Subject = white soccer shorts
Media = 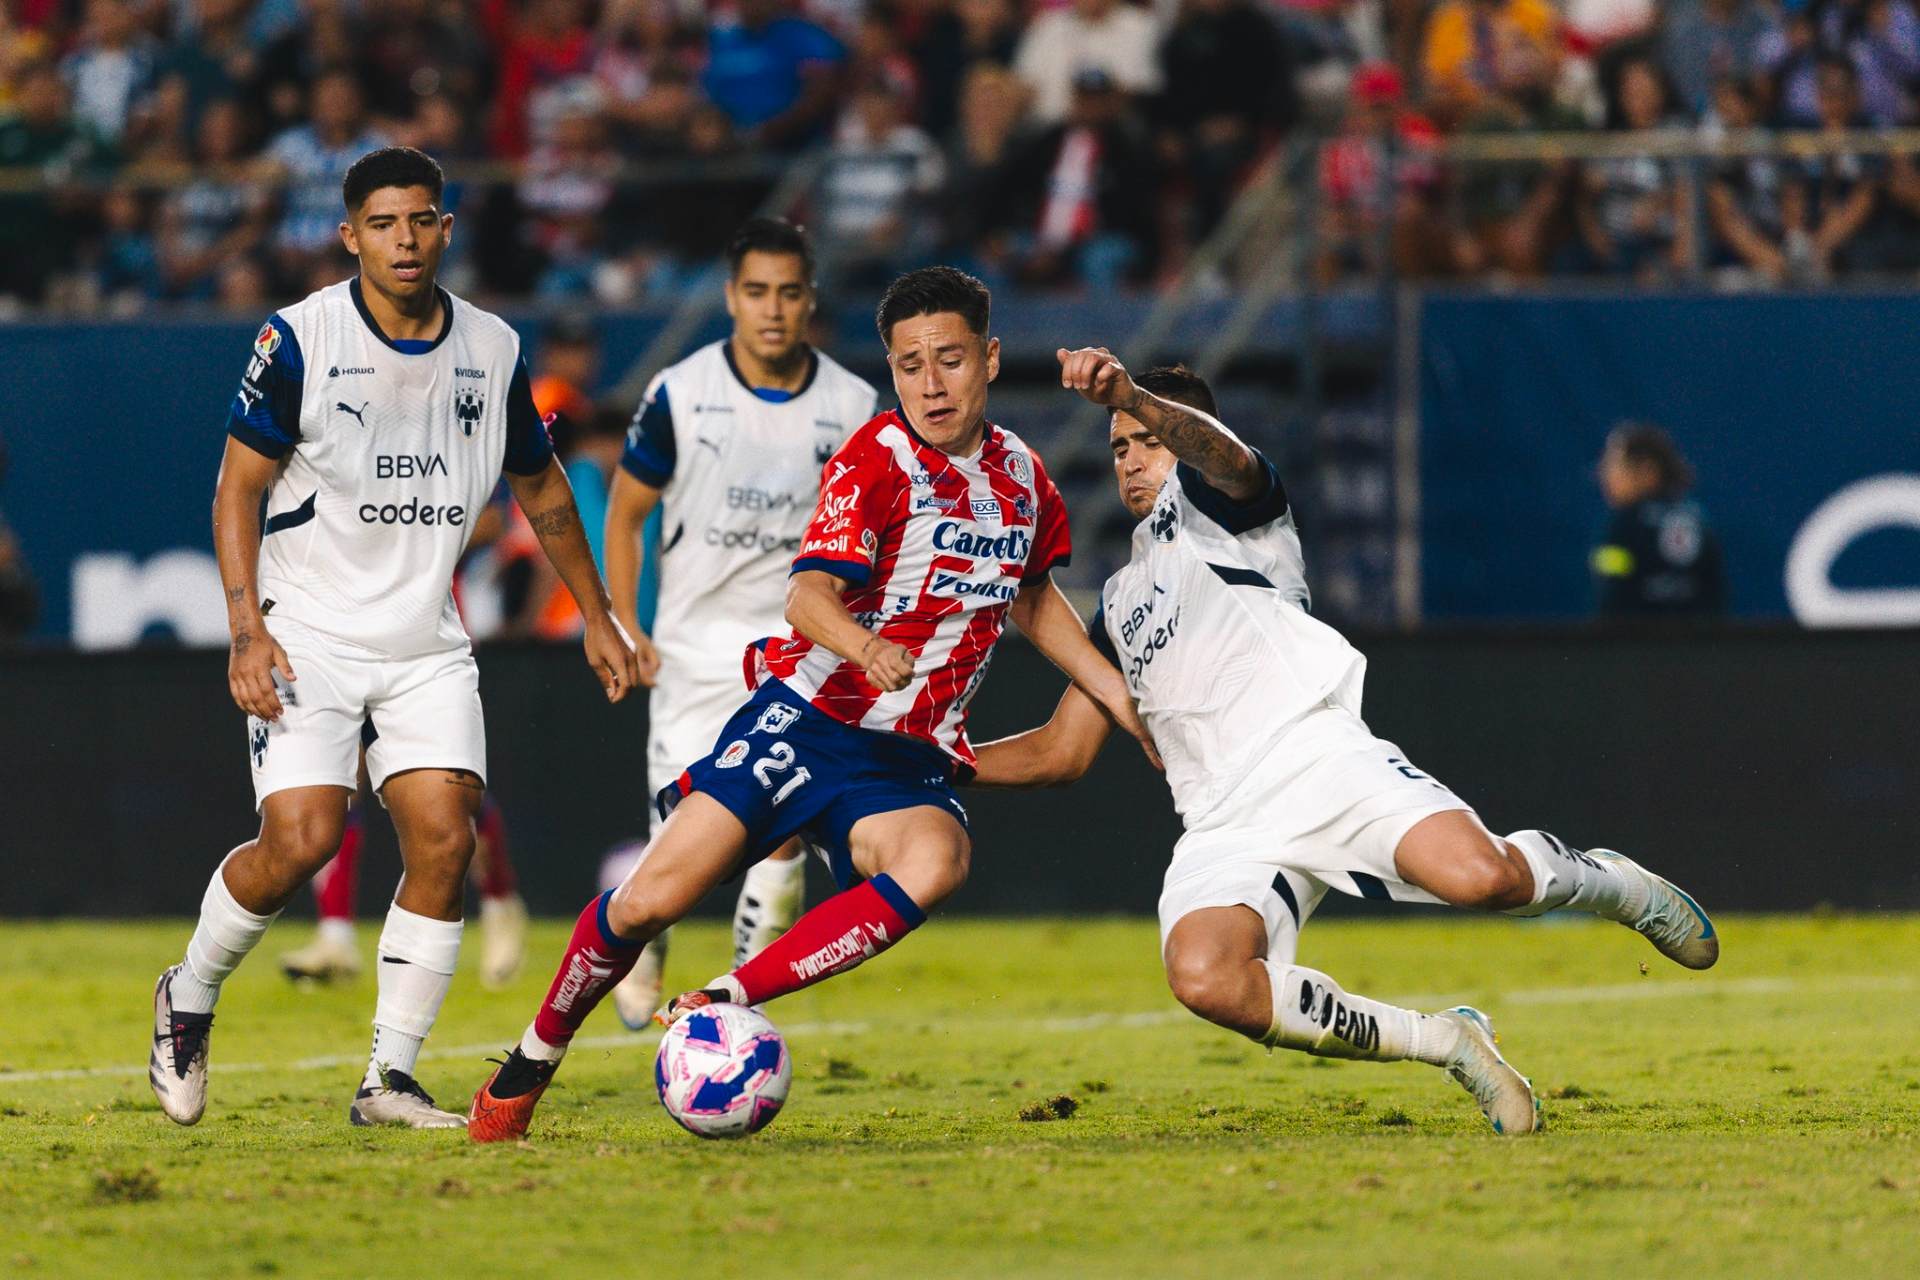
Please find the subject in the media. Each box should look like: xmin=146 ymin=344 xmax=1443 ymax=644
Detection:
xmin=1156 ymin=701 xmax=1472 ymax=963
xmin=246 ymin=615 xmax=486 ymax=809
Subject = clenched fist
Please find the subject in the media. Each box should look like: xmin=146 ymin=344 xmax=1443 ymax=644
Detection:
xmin=1056 ymin=346 xmax=1140 ymax=411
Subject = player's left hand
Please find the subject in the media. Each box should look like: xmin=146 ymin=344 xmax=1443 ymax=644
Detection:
xmin=1056 ymin=347 xmax=1139 ymax=411
xmin=585 ymin=612 xmax=641 ymax=703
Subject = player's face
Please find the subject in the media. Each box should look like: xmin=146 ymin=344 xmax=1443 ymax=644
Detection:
xmin=725 ymin=250 xmax=814 ymax=367
xmin=887 ymin=313 xmax=999 ymax=452
xmin=341 ymin=185 xmax=451 ymax=303
xmin=1110 ymin=412 xmax=1174 ymax=518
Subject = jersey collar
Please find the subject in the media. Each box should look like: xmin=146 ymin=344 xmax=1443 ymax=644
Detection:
xmin=723 ymin=338 xmax=818 ymax=401
xmin=350 ymin=277 xmax=454 ymax=354
xmin=895 ymin=407 xmax=996 ymax=465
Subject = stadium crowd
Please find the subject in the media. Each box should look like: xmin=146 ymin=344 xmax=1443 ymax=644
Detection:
xmin=2 ymin=0 xmax=1919 ymax=312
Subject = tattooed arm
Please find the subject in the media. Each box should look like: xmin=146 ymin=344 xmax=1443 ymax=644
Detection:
xmin=213 ymin=436 xmax=298 ymax=720
xmin=1055 ymin=346 xmax=1266 ymax=501
xmin=505 ymin=458 xmax=641 ymax=702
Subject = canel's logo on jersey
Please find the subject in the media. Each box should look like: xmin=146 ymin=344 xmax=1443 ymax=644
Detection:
xmin=931 ymin=521 xmax=1030 ymax=562
xmin=454 ymin=388 xmax=485 ymax=436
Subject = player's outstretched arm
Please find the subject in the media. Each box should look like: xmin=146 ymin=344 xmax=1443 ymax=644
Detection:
xmin=972 ymin=683 xmax=1114 ymax=787
xmin=1056 ymin=346 xmax=1266 ymax=500
xmin=1010 ymin=577 xmax=1160 ymax=770
xmin=213 ymin=437 xmax=297 ymax=721
xmin=786 ymin=569 xmax=916 ymax=692
xmin=506 ymin=458 xmax=641 ymax=703
xmin=603 ymin=468 xmax=662 ymax=686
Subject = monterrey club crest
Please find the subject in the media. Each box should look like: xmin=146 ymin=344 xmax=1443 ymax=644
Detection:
xmin=454 ymin=387 xmax=485 ymax=436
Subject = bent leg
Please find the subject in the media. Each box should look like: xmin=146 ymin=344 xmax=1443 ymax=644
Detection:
xmin=721 ymin=806 xmax=967 ymax=1006
xmin=1161 ymin=906 xmax=1275 ymax=1040
xmin=171 ymin=785 xmax=352 ymax=1014
xmin=1392 ymin=810 xmax=1535 ymax=912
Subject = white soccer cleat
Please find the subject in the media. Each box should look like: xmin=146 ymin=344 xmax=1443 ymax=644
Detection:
xmin=350 ymin=1070 xmax=467 ymax=1128
xmin=1436 ymin=1006 xmax=1540 ymax=1136
xmin=149 ymin=966 xmax=212 ymax=1126
xmin=733 ymin=865 xmax=807 ymax=969
xmin=280 ymin=933 xmax=363 ymax=983
xmin=478 ymin=893 xmax=529 ymax=990
xmin=612 ymin=935 xmax=668 ymax=1031
xmin=1592 ymin=849 xmax=1719 ymax=970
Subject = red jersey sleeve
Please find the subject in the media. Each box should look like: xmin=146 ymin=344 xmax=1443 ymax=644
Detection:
xmin=1024 ymin=448 xmax=1072 ymax=581
xmin=792 ymin=430 xmax=902 ymax=588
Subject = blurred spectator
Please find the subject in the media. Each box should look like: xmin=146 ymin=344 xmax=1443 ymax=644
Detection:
xmin=155 ymin=97 xmax=270 ymax=299
xmin=62 ymin=0 xmax=160 ymax=146
xmin=1705 ymin=77 xmax=1796 ymax=283
xmin=1013 ymin=0 xmax=1163 ymax=127
xmin=517 ymin=84 xmax=618 ymax=298
xmin=1317 ymin=63 xmax=1451 ymax=281
xmin=1661 ymin=0 xmax=1778 ymax=119
xmin=593 ymin=0 xmax=703 ymax=152
xmin=1156 ymin=0 xmax=1284 ymax=244
xmin=1765 ymin=0 xmax=1920 ymax=127
xmin=1564 ymin=0 xmax=1656 ymax=50
xmin=94 ymin=185 xmax=161 ymax=306
xmin=359 ymin=0 xmax=493 ymax=125
xmin=0 ymin=60 xmax=118 ymax=305
xmin=262 ymin=67 xmax=388 ymax=285
xmin=1592 ymin=422 xmax=1725 ymax=620
xmin=251 ymin=0 xmax=368 ymax=140
xmin=1276 ymin=0 xmax=1387 ymax=125
xmin=1449 ymin=31 xmax=1583 ymax=277
xmin=154 ymin=0 xmax=261 ymax=135
xmin=1786 ymin=55 xmax=1888 ymax=277
xmin=491 ymin=0 xmax=596 ymax=158
xmin=912 ymin=0 xmax=1020 ymax=141
xmin=983 ymin=67 xmax=1157 ymax=290
xmin=821 ymin=69 xmax=946 ymax=282
xmin=1421 ymin=0 xmax=1561 ymax=123
xmin=1572 ymin=57 xmax=1696 ymax=281
xmin=700 ymin=0 xmax=848 ymax=150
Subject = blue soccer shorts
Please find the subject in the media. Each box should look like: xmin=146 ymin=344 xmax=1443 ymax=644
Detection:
xmin=655 ymin=678 xmax=970 ymax=890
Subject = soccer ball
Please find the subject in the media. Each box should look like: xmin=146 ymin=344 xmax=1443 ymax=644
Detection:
xmin=654 ymin=1002 xmax=792 ymax=1139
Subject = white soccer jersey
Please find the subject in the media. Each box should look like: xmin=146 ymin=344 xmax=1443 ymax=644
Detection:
xmin=620 ymin=340 xmax=877 ymax=694
xmin=1095 ymin=455 xmax=1366 ymax=823
xmin=228 ymin=278 xmax=553 ymax=658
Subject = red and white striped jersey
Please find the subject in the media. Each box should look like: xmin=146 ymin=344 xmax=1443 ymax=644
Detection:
xmin=750 ymin=409 xmax=1071 ymax=771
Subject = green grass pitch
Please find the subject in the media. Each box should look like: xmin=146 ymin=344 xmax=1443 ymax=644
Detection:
xmin=4 ymin=914 xmax=1918 ymax=1278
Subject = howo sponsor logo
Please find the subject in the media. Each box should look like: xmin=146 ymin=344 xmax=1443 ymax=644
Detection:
xmin=359 ymin=496 xmax=467 ymax=527
xmin=931 ymin=521 xmax=1030 ymax=561
xmin=375 ymin=453 xmax=447 ymax=478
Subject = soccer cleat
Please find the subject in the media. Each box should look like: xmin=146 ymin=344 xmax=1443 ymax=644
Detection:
xmin=652 ymin=983 xmax=742 ymax=1028
xmin=149 ymin=966 xmax=212 ymax=1126
xmin=349 ymin=1069 xmax=467 ymax=1128
xmin=280 ymin=933 xmax=363 ymax=983
xmin=611 ymin=935 xmax=667 ymax=1031
xmin=1592 ymin=849 xmax=1719 ymax=970
xmin=468 ymin=1051 xmax=560 ymax=1143
xmin=478 ymin=893 xmax=529 ymax=990
xmin=1436 ymin=1006 xmax=1540 ymax=1136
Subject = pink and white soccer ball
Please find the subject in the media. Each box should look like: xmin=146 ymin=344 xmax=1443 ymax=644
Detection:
xmin=654 ymin=1002 xmax=793 ymax=1139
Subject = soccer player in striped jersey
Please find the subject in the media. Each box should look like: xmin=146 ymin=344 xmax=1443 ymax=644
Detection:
xmin=970 ymin=353 xmax=1719 ymax=1135
xmin=468 ymin=267 xmax=1157 ymax=1141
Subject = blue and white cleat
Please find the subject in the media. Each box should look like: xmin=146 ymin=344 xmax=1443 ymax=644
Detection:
xmin=1591 ymin=849 xmax=1719 ymax=970
xmin=1436 ymin=1006 xmax=1540 ymax=1136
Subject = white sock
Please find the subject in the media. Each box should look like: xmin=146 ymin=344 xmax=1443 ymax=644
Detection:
xmin=1504 ymin=829 xmax=1639 ymax=920
xmin=318 ymin=918 xmax=357 ymax=949
xmin=172 ymin=853 xmax=278 ymax=1014
xmin=1260 ymin=960 xmax=1461 ymax=1066
xmin=734 ymin=854 xmax=807 ymax=966
xmin=517 ymin=1023 xmax=567 ymax=1064
xmin=362 ymin=904 xmax=461 ymax=1090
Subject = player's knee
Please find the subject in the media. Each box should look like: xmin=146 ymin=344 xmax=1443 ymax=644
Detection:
xmin=1163 ymin=947 xmax=1242 ymax=1027
xmin=400 ymin=816 xmax=476 ymax=884
xmin=1451 ymin=843 xmax=1528 ymax=911
xmin=605 ymin=882 xmax=672 ymax=941
xmin=260 ymin=807 xmax=347 ymax=875
xmin=894 ymin=840 xmax=970 ymax=908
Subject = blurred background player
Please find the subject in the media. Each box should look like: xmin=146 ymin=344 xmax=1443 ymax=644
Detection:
xmin=148 ymin=146 xmax=637 ymax=1131
xmin=1593 ymin=421 xmax=1726 ymax=620
xmin=972 ymin=354 xmax=1719 ymax=1135
xmin=597 ymin=217 xmax=878 ymax=1027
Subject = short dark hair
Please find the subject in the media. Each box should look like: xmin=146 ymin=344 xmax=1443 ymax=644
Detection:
xmin=1133 ymin=364 xmax=1216 ymax=417
xmin=726 ymin=217 xmax=815 ymax=281
xmin=875 ymin=266 xmax=991 ymax=344
xmin=342 ymin=146 xmax=444 ymax=212
xmin=1609 ymin=421 xmax=1694 ymax=496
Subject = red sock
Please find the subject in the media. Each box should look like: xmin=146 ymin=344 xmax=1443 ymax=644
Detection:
xmin=312 ymin=811 xmax=363 ymax=921
xmin=471 ymin=797 xmax=518 ymax=899
xmin=531 ymin=892 xmax=644 ymax=1048
xmin=732 ymin=874 xmax=926 ymax=1005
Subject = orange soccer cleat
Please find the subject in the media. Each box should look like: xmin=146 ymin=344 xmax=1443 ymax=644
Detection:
xmin=467 ymin=1050 xmax=559 ymax=1143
